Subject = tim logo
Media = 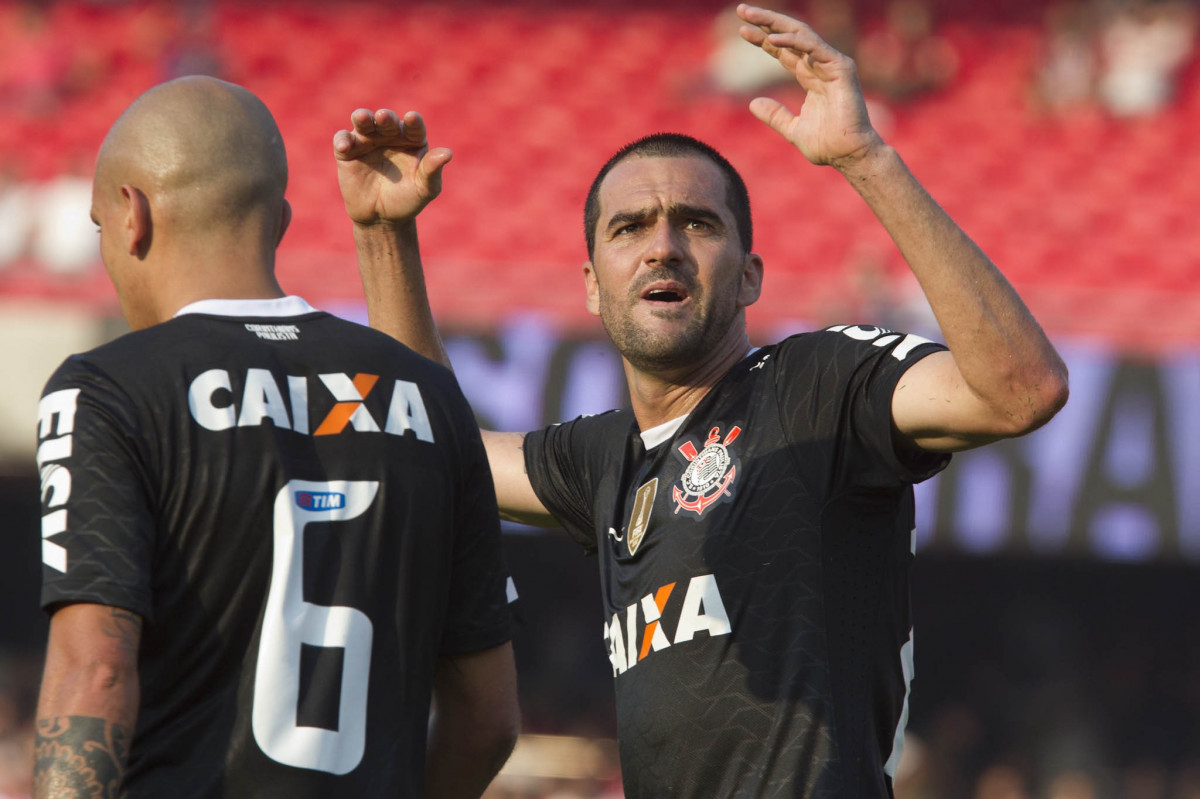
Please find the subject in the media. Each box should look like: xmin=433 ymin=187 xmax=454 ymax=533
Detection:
xmin=295 ymin=491 xmax=346 ymax=511
xmin=672 ymin=425 xmax=741 ymax=517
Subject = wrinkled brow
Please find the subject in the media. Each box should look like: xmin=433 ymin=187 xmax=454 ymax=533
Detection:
xmin=605 ymin=203 xmax=725 ymax=233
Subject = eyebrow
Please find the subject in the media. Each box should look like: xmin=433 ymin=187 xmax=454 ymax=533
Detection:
xmin=670 ymin=204 xmax=724 ymax=227
xmin=604 ymin=203 xmax=725 ymax=233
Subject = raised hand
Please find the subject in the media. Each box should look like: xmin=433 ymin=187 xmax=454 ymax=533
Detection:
xmin=333 ymin=109 xmax=452 ymax=225
xmin=737 ymin=4 xmax=883 ymax=169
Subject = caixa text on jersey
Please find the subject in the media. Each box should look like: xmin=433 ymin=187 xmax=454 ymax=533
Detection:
xmin=604 ymin=573 xmax=731 ymax=676
xmin=187 ymin=368 xmax=434 ymax=441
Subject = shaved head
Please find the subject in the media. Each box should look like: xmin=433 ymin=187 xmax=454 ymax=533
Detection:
xmin=91 ymin=76 xmax=291 ymax=329
xmin=96 ymin=76 xmax=287 ymax=234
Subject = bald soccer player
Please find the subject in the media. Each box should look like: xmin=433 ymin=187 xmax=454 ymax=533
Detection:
xmin=32 ymin=77 xmax=518 ymax=799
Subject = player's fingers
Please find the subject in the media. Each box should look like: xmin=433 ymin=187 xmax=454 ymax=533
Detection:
xmin=332 ymin=129 xmax=356 ymax=160
xmin=748 ymin=97 xmax=796 ymax=138
xmin=739 ymin=23 xmax=768 ymax=46
xmin=332 ymin=127 xmax=385 ymax=161
xmin=739 ymin=24 xmax=783 ymax=62
xmin=741 ymin=26 xmax=806 ymax=77
xmin=399 ymin=110 xmax=429 ymax=143
xmin=421 ymin=147 xmax=453 ymax=176
xmin=738 ymin=4 xmax=840 ymax=64
xmin=372 ymin=109 xmax=402 ymax=135
xmin=737 ymin=4 xmax=805 ymax=34
xmin=418 ymin=147 xmax=453 ymax=193
xmin=766 ymin=29 xmax=839 ymax=64
xmin=741 ymin=24 xmax=789 ymax=63
xmin=351 ymin=108 xmax=377 ymax=135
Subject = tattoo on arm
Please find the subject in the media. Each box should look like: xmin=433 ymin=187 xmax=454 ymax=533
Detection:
xmin=98 ymin=608 xmax=142 ymax=656
xmin=34 ymin=715 xmax=131 ymax=799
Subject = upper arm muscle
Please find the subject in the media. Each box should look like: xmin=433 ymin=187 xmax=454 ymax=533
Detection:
xmin=891 ymin=351 xmax=1013 ymax=453
xmin=481 ymin=431 xmax=557 ymax=527
xmin=432 ymin=641 xmax=519 ymax=720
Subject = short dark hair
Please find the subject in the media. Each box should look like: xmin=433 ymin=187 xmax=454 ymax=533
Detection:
xmin=583 ymin=133 xmax=752 ymax=259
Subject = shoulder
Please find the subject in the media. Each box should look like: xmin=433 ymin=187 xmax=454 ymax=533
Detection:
xmin=310 ymin=314 xmax=460 ymax=383
xmin=51 ymin=318 xmax=219 ymax=385
xmin=774 ymin=324 xmax=944 ymax=366
xmin=527 ymin=409 xmax=634 ymax=457
xmin=556 ymin=408 xmax=635 ymax=439
xmin=570 ymin=408 xmax=635 ymax=430
xmin=42 ymin=318 xmax=232 ymax=404
xmin=42 ymin=340 xmax=139 ymax=401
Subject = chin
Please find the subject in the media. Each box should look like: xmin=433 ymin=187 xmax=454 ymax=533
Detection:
xmin=621 ymin=331 xmax=709 ymax=372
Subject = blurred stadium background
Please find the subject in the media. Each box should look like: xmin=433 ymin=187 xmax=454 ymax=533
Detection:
xmin=1 ymin=0 xmax=1199 ymax=796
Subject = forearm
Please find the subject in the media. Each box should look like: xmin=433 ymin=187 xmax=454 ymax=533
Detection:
xmin=424 ymin=646 xmax=519 ymax=799
xmin=354 ymin=219 xmax=451 ymax=368
xmin=840 ymin=145 xmax=1067 ymax=420
xmin=34 ymin=604 xmax=141 ymax=799
xmin=34 ymin=661 xmax=139 ymax=798
xmin=424 ymin=707 xmax=515 ymax=799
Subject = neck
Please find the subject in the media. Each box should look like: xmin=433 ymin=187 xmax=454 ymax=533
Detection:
xmin=625 ymin=328 xmax=752 ymax=430
xmin=146 ymin=234 xmax=286 ymax=324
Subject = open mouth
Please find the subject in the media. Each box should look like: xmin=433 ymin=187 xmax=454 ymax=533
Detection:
xmin=641 ymin=283 xmax=689 ymax=304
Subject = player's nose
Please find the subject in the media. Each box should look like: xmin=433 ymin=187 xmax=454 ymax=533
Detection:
xmin=643 ymin=219 xmax=685 ymax=266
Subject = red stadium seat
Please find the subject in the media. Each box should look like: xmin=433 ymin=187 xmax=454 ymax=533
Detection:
xmin=3 ymin=0 xmax=1198 ymax=352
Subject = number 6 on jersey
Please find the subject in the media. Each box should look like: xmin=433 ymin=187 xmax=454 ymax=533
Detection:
xmin=252 ymin=479 xmax=378 ymax=774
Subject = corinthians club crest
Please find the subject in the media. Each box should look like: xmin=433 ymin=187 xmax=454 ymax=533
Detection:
xmin=672 ymin=425 xmax=741 ymax=517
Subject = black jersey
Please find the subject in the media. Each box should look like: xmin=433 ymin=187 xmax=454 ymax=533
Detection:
xmin=524 ymin=325 xmax=949 ymax=799
xmin=36 ymin=297 xmax=512 ymax=798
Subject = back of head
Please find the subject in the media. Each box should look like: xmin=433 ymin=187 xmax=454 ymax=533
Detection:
xmin=95 ymin=76 xmax=288 ymax=240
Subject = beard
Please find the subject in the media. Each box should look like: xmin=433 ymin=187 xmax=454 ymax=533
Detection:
xmin=599 ymin=270 xmax=743 ymax=373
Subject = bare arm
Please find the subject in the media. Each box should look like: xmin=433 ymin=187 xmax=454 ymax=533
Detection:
xmin=34 ymin=603 xmax=142 ymax=799
xmin=483 ymin=431 xmax=559 ymax=527
xmin=425 ymin=642 xmax=520 ymax=799
xmin=335 ymin=109 xmax=555 ymax=520
xmin=837 ymin=145 xmax=1065 ymax=451
xmin=334 ymin=109 xmax=452 ymax=366
xmin=738 ymin=4 xmax=1068 ymax=452
xmin=353 ymin=218 xmax=449 ymax=367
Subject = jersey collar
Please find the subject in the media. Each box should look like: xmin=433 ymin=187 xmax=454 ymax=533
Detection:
xmin=638 ymin=347 xmax=758 ymax=450
xmin=173 ymin=296 xmax=317 ymax=318
xmin=640 ymin=415 xmax=687 ymax=450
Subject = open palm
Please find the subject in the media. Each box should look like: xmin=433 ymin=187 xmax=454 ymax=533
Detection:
xmin=737 ymin=4 xmax=882 ymax=168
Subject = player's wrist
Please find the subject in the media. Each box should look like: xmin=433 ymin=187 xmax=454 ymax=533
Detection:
xmin=832 ymin=139 xmax=897 ymax=183
xmin=352 ymin=217 xmax=419 ymax=236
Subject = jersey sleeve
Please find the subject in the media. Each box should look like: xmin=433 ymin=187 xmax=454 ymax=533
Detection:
xmin=36 ymin=356 xmax=158 ymax=621
xmin=523 ymin=411 xmax=630 ymax=554
xmin=775 ymin=326 xmax=951 ymax=489
xmin=439 ymin=390 xmax=514 ymax=656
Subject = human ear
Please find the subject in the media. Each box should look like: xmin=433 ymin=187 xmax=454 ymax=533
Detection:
xmin=738 ymin=253 xmax=764 ymax=308
xmin=120 ymin=184 xmax=152 ymax=258
xmin=583 ymin=261 xmax=601 ymax=316
xmin=276 ymin=199 xmax=292 ymax=247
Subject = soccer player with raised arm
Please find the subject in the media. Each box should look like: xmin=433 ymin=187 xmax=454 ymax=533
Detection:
xmin=334 ymin=5 xmax=1067 ymax=797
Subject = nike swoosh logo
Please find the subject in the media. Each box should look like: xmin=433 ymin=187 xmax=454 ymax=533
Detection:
xmin=607 ymin=527 xmax=624 ymax=542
